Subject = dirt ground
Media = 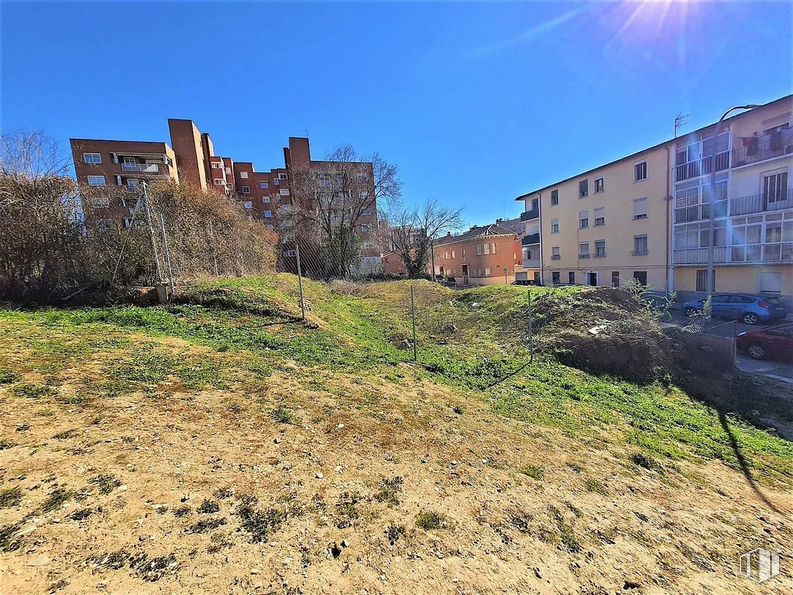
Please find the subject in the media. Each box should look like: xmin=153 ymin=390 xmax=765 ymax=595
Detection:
xmin=1 ymin=331 xmax=792 ymax=595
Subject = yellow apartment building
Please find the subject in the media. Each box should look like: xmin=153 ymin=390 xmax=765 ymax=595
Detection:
xmin=516 ymin=143 xmax=672 ymax=290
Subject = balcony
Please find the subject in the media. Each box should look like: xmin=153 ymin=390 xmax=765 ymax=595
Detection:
xmin=729 ymin=190 xmax=793 ymax=216
xmin=520 ymin=207 xmax=539 ymax=221
xmin=522 ymin=258 xmax=540 ymax=269
xmin=674 ymin=151 xmax=730 ymax=182
xmin=522 ymin=233 xmax=540 ymax=245
xmin=731 ymin=243 xmax=793 ymax=263
xmin=674 ymin=200 xmax=728 ymax=223
xmin=121 ymin=162 xmax=164 ymax=175
xmin=733 ymin=128 xmax=793 ymax=168
xmin=673 ymin=247 xmax=727 ymax=264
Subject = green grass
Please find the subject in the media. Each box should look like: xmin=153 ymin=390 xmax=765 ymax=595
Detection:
xmin=585 ymin=478 xmax=608 ymax=495
xmin=0 ymin=274 xmax=791 ymax=487
xmin=0 ymin=487 xmax=22 ymax=508
xmin=415 ymin=511 xmax=448 ymax=530
xmin=520 ymin=465 xmax=544 ymax=480
xmin=0 ymin=369 xmax=21 ymax=384
xmin=40 ymin=487 xmax=73 ymax=512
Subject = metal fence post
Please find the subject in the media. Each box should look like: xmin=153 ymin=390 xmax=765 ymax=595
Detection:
xmin=159 ymin=215 xmax=175 ymax=297
xmin=410 ymin=284 xmax=418 ymax=362
xmin=528 ymin=289 xmax=534 ymax=363
xmin=141 ymin=182 xmax=163 ymax=282
xmin=296 ymin=242 xmax=306 ymax=321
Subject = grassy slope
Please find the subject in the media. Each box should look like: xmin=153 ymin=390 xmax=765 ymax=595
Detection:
xmin=0 ymin=275 xmax=792 ymax=593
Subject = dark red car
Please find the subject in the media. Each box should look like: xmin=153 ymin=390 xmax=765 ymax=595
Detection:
xmin=736 ymin=323 xmax=793 ymax=362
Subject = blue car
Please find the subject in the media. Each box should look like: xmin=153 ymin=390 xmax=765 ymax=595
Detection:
xmin=683 ymin=294 xmax=788 ymax=325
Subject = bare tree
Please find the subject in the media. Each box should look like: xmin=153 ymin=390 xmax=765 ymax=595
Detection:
xmin=286 ymin=144 xmax=401 ymax=278
xmin=389 ymin=199 xmax=463 ymax=279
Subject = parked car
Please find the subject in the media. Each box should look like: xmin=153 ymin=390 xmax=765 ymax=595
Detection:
xmin=511 ymin=279 xmax=542 ymax=286
xmin=736 ymin=323 xmax=793 ymax=361
xmin=446 ymin=277 xmax=457 ymax=287
xmin=682 ymin=294 xmax=787 ymax=325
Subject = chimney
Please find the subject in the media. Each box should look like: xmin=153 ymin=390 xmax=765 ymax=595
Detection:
xmin=496 ymin=217 xmax=503 ymax=222
xmin=446 ymin=231 xmax=452 ymax=236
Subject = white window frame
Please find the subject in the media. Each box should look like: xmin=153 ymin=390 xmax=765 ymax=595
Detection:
xmin=241 ymin=185 xmax=250 ymax=194
xmin=634 ymin=160 xmax=648 ymax=182
xmin=262 ymin=197 xmax=270 ymax=203
xmin=243 ymin=201 xmax=253 ymax=209
xmin=485 ymin=267 xmax=492 ymax=277
xmin=87 ymin=175 xmax=106 ymax=186
xmin=551 ymin=245 xmax=560 ymax=260
xmin=579 ymin=210 xmax=589 ymax=229
xmin=551 ymin=189 xmax=559 ymax=206
xmin=211 ymin=162 xmax=222 ymax=169
xmin=240 ymin=171 xmax=249 ymax=179
xmin=213 ymin=178 xmax=225 ymax=186
xmin=279 ymin=173 xmax=288 ymax=180
xmin=477 ymin=244 xmax=483 ymax=255
xmin=279 ymin=188 xmax=290 ymax=196
xmin=551 ymin=218 xmax=559 ymax=234
xmin=594 ymin=207 xmax=605 ymax=226
xmin=579 ymin=242 xmax=590 ymax=258
xmin=260 ymin=182 xmax=269 ymax=189
xmin=595 ymin=239 xmax=606 ymax=257
xmin=361 ymin=225 xmax=370 ymax=233
xmin=633 ymin=234 xmax=649 ymax=255
xmin=594 ymin=177 xmax=604 ymax=193
xmin=225 ymin=167 xmax=232 ymax=174
xmin=273 ymin=178 xmax=280 ymax=185
xmin=484 ymin=243 xmax=491 ymax=255
xmin=83 ymin=152 xmax=102 ymax=164
xmin=633 ymin=197 xmax=648 ymax=219
xmin=264 ymin=210 xmax=272 ymax=218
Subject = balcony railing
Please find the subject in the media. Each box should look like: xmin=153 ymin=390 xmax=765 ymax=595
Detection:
xmin=674 ymin=151 xmax=730 ymax=182
xmin=520 ymin=207 xmax=539 ymax=221
xmin=522 ymin=233 xmax=540 ymax=245
xmin=729 ymin=190 xmax=793 ymax=216
xmin=673 ymin=247 xmax=727 ymax=264
xmin=121 ymin=163 xmax=162 ymax=174
xmin=522 ymin=258 xmax=540 ymax=269
xmin=733 ymin=128 xmax=793 ymax=168
xmin=674 ymin=200 xmax=728 ymax=223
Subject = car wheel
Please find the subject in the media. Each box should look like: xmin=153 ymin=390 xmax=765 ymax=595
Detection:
xmin=684 ymin=307 xmax=697 ymax=317
xmin=742 ymin=312 xmax=759 ymax=325
xmin=747 ymin=343 xmax=766 ymax=360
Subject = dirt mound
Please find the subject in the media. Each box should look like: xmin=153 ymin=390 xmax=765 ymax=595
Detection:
xmin=172 ymin=286 xmax=294 ymax=319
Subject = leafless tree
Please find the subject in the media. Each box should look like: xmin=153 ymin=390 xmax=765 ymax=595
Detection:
xmin=389 ymin=199 xmax=464 ymax=279
xmin=286 ymin=144 xmax=401 ymax=278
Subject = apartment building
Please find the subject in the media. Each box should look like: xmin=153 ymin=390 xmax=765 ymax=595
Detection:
xmin=671 ymin=95 xmax=793 ymax=299
xmin=516 ymin=143 xmax=670 ymax=289
xmin=432 ymin=222 xmax=521 ymax=285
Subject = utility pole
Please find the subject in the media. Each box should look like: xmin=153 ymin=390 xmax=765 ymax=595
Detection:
xmin=706 ymin=104 xmax=761 ymax=300
xmin=141 ymin=182 xmax=163 ymax=283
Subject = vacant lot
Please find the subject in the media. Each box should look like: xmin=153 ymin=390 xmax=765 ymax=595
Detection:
xmin=1 ymin=276 xmax=791 ymax=594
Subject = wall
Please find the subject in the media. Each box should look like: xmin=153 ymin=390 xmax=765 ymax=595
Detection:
xmin=674 ymin=264 xmax=793 ymax=299
xmin=433 ymin=234 xmax=519 ymax=284
xmin=167 ymin=119 xmax=208 ymax=190
xmin=532 ymin=144 xmax=671 ymax=288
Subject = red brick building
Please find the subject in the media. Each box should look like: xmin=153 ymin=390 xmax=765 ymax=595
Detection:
xmin=431 ymin=222 xmax=522 ymax=285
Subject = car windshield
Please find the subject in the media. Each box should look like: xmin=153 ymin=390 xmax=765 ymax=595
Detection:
xmin=763 ymin=296 xmax=783 ymax=305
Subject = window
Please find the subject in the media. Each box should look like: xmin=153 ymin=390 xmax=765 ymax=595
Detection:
xmin=763 ymin=171 xmax=788 ymax=203
xmin=444 ymin=252 xmax=449 ymax=259
xmin=280 ymin=188 xmax=290 ymax=196
xmin=568 ymin=271 xmax=575 ymax=284
xmin=551 ymin=189 xmax=559 ymax=205
xmin=579 ymin=210 xmax=589 ymax=229
xmin=127 ymin=179 xmax=139 ymax=188
xmin=93 ymin=197 xmax=110 ymax=209
xmin=758 ymin=271 xmax=783 ymax=294
xmin=213 ymin=178 xmax=225 ymax=186
xmin=484 ymin=243 xmax=491 ymax=255
xmin=594 ymin=207 xmax=605 ymax=226
xmin=634 ymin=161 xmax=647 ymax=181
xmin=225 ymin=167 xmax=231 ymax=174
xmin=633 ymin=235 xmax=648 ymax=255
xmin=266 ymin=224 xmax=274 ymax=231
xmin=476 ymin=244 xmax=483 ymax=255
xmin=485 ymin=267 xmax=492 ymax=277
xmin=83 ymin=153 xmax=102 ymax=164
xmin=87 ymin=175 xmax=106 ymax=186
xmin=595 ymin=240 xmax=606 ymax=257
xmin=594 ymin=177 xmax=604 ymax=193
xmin=263 ymin=211 xmax=272 ymax=218
xmin=262 ymin=197 xmax=270 ymax=203
xmin=451 ymin=250 xmax=455 ymax=259
xmin=696 ymin=270 xmax=716 ymax=292
xmin=273 ymin=178 xmax=280 ymax=185
xmin=579 ymin=179 xmax=588 ymax=197
xmin=633 ymin=197 xmax=648 ymax=219
xmin=362 ymin=225 xmax=370 ymax=233
xmin=552 ymin=271 xmax=561 ymax=285
xmin=279 ymin=173 xmax=288 ymax=180
xmin=462 ymin=249 xmax=466 ymax=258
xmin=211 ymin=162 xmax=222 ymax=169
xmin=240 ymin=171 xmax=249 ymax=179
xmin=241 ymin=186 xmax=250 ymax=194
xmin=243 ymin=201 xmax=252 ymax=209
xmin=361 ymin=208 xmax=372 ymax=216
xmin=579 ymin=242 xmax=590 ymax=258
xmin=633 ymin=271 xmax=648 ymax=286
xmin=550 ymin=218 xmax=559 ymax=234
xmin=551 ymin=246 xmax=560 ymax=260
xmin=260 ymin=182 xmax=269 ymax=189
xmin=336 ymin=175 xmax=344 ymax=185
xmin=611 ymin=271 xmax=620 ymax=287
xmin=491 ymin=243 xmax=497 ymax=254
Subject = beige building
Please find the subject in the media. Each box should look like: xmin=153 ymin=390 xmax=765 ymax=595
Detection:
xmin=516 ymin=94 xmax=793 ymax=303
xmin=671 ymin=95 xmax=793 ymax=299
xmin=516 ymin=143 xmax=672 ymax=290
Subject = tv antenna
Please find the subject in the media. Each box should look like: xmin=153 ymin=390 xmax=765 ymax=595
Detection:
xmin=674 ymin=112 xmax=689 ymax=138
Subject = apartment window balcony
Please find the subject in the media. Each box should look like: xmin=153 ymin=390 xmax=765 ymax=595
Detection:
xmin=729 ymin=190 xmax=793 ymax=216
xmin=551 ymin=254 xmax=560 ymax=260
xmin=674 ymin=200 xmax=728 ymax=223
xmin=121 ymin=162 xmax=162 ymax=175
xmin=522 ymin=233 xmax=540 ymax=245
xmin=522 ymin=258 xmax=540 ymax=269
xmin=731 ymin=242 xmax=793 ymax=263
xmin=578 ymin=253 xmax=590 ymax=259
xmin=733 ymin=128 xmax=793 ymax=168
xmin=674 ymin=151 xmax=730 ymax=182
xmin=673 ymin=247 xmax=727 ymax=264
xmin=520 ymin=207 xmax=539 ymax=221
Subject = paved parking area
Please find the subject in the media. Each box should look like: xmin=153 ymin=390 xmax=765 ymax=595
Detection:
xmin=735 ymin=355 xmax=793 ymax=385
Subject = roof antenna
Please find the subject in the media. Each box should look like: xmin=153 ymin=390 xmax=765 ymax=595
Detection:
xmin=301 ymin=129 xmax=309 ymax=137
xmin=674 ymin=112 xmax=689 ymax=138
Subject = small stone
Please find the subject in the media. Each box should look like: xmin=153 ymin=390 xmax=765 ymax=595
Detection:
xmin=250 ymin=568 xmax=261 ymax=575
xmin=315 ymin=473 xmax=324 ymax=479
xmin=337 ymin=424 xmax=345 ymax=429
xmin=533 ymin=567 xmax=541 ymax=579
xmin=28 ymin=555 xmax=50 ymax=567
xmin=340 ymin=540 xmax=349 ymax=548
xmin=274 ymin=438 xmax=280 ymax=444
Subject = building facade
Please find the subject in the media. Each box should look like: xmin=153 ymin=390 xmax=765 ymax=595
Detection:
xmin=516 ymin=144 xmax=670 ymax=289
xmin=670 ymin=95 xmax=793 ymax=299
xmin=432 ymin=223 xmax=522 ymax=286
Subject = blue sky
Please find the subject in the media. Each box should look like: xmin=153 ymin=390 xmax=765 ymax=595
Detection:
xmin=2 ymin=1 xmax=791 ymax=226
